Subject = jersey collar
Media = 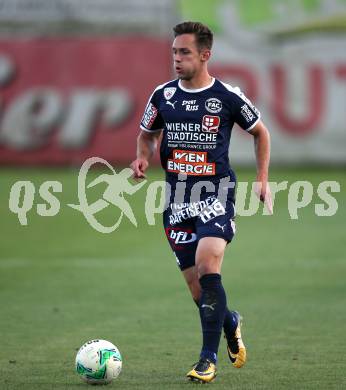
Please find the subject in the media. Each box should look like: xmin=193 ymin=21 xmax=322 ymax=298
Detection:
xmin=178 ymin=77 xmax=215 ymax=93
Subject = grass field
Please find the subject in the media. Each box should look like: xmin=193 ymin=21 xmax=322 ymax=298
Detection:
xmin=0 ymin=167 xmax=345 ymax=389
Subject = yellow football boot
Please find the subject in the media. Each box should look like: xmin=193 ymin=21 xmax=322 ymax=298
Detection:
xmin=226 ymin=311 xmax=246 ymax=368
xmin=186 ymin=358 xmax=217 ymax=383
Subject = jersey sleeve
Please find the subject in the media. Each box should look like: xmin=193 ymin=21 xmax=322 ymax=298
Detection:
xmin=231 ymin=87 xmax=261 ymax=131
xmin=140 ymin=89 xmax=164 ymax=132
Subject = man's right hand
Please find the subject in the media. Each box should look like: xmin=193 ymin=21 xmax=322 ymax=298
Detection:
xmin=130 ymin=158 xmax=149 ymax=180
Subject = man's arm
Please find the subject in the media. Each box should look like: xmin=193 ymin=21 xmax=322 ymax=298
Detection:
xmin=248 ymin=120 xmax=273 ymax=214
xmin=130 ymin=130 xmax=162 ymax=179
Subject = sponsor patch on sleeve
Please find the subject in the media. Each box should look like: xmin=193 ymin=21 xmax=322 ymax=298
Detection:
xmin=141 ymin=102 xmax=158 ymax=129
xmin=240 ymin=104 xmax=255 ymax=123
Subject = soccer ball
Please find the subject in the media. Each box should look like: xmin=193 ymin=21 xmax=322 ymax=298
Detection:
xmin=75 ymin=339 xmax=122 ymax=385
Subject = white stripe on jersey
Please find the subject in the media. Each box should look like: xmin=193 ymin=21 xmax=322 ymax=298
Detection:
xmin=140 ymin=79 xmax=176 ymax=131
xmin=220 ymin=81 xmax=261 ymax=131
xmin=140 ymin=124 xmax=162 ymax=133
xmin=143 ymin=79 xmax=177 ymax=110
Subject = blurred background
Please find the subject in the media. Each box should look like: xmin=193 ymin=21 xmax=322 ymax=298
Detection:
xmin=0 ymin=1 xmax=345 ymax=389
xmin=0 ymin=0 xmax=345 ymax=165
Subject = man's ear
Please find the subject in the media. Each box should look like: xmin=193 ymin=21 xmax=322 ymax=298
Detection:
xmin=200 ymin=49 xmax=211 ymax=62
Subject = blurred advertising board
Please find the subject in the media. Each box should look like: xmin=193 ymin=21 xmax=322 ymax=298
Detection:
xmin=0 ymin=38 xmax=170 ymax=165
xmin=0 ymin=33 xmax=345 ymax=166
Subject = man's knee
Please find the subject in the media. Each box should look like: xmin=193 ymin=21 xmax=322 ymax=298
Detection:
xmin=197 ymin=262 xmax=220 ymax=277
xmin=196 ymin=237 xmax=226 ymax=276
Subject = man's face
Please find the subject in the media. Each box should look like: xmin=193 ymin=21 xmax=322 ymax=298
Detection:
xmin=172 ymin=34 xmax=209 ymax=81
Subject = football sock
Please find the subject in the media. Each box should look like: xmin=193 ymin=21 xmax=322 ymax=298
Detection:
xmin=194 ymin=298 xmax=237 ymax=340
xmin=199 ymin=273 xmax=226 ymax=364
xmin=223 ymin=309 xmax=239 ymax=342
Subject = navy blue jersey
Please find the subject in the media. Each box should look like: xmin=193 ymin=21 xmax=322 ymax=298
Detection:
xmin=140 ymin=78 xmax=260 ymax=180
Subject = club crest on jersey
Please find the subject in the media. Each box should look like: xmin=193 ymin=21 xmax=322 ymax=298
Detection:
xmin=164 ymin=87 xmax=177 ymax=100
xmin=202 ymin=115 xmax=220 ymax=133
xmin=205 ymin=98 xmax=222 ymax=113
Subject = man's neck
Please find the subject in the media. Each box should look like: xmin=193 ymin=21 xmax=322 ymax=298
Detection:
xmin=180 ymin=73 xmax=213 ymax=90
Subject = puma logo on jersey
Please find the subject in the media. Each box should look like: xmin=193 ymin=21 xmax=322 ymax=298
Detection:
xmin=166 ymin=100 xmax=178 ymax=109
xmin=215 ymin=222 xmax=226 ymax=232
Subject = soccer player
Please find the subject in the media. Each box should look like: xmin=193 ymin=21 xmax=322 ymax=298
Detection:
xmin=131 ymin=21 xmax=272 ymax=383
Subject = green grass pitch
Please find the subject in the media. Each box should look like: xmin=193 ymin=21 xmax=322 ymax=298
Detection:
xmin=0 ymin=167 xmax=345 ymax=389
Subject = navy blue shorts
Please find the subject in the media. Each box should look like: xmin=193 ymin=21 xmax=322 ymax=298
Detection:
xmin=163 ymin=176 xmax=236 ymax=271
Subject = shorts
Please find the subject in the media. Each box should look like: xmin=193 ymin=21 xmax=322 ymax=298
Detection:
xmin=163 ymin=175 xmax=236 ymax=271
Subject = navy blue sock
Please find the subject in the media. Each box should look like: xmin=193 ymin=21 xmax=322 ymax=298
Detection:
xmin=194 ymin=298 xmax=237 ymax=339
xmin=223 ymin=309 xmax=238 ymax=342
xmin=199 ymin=273 xmax=226 ymax=364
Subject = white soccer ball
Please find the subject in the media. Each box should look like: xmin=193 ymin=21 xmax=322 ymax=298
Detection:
xmin=75 ymin=339 xmax=122 ymax=385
